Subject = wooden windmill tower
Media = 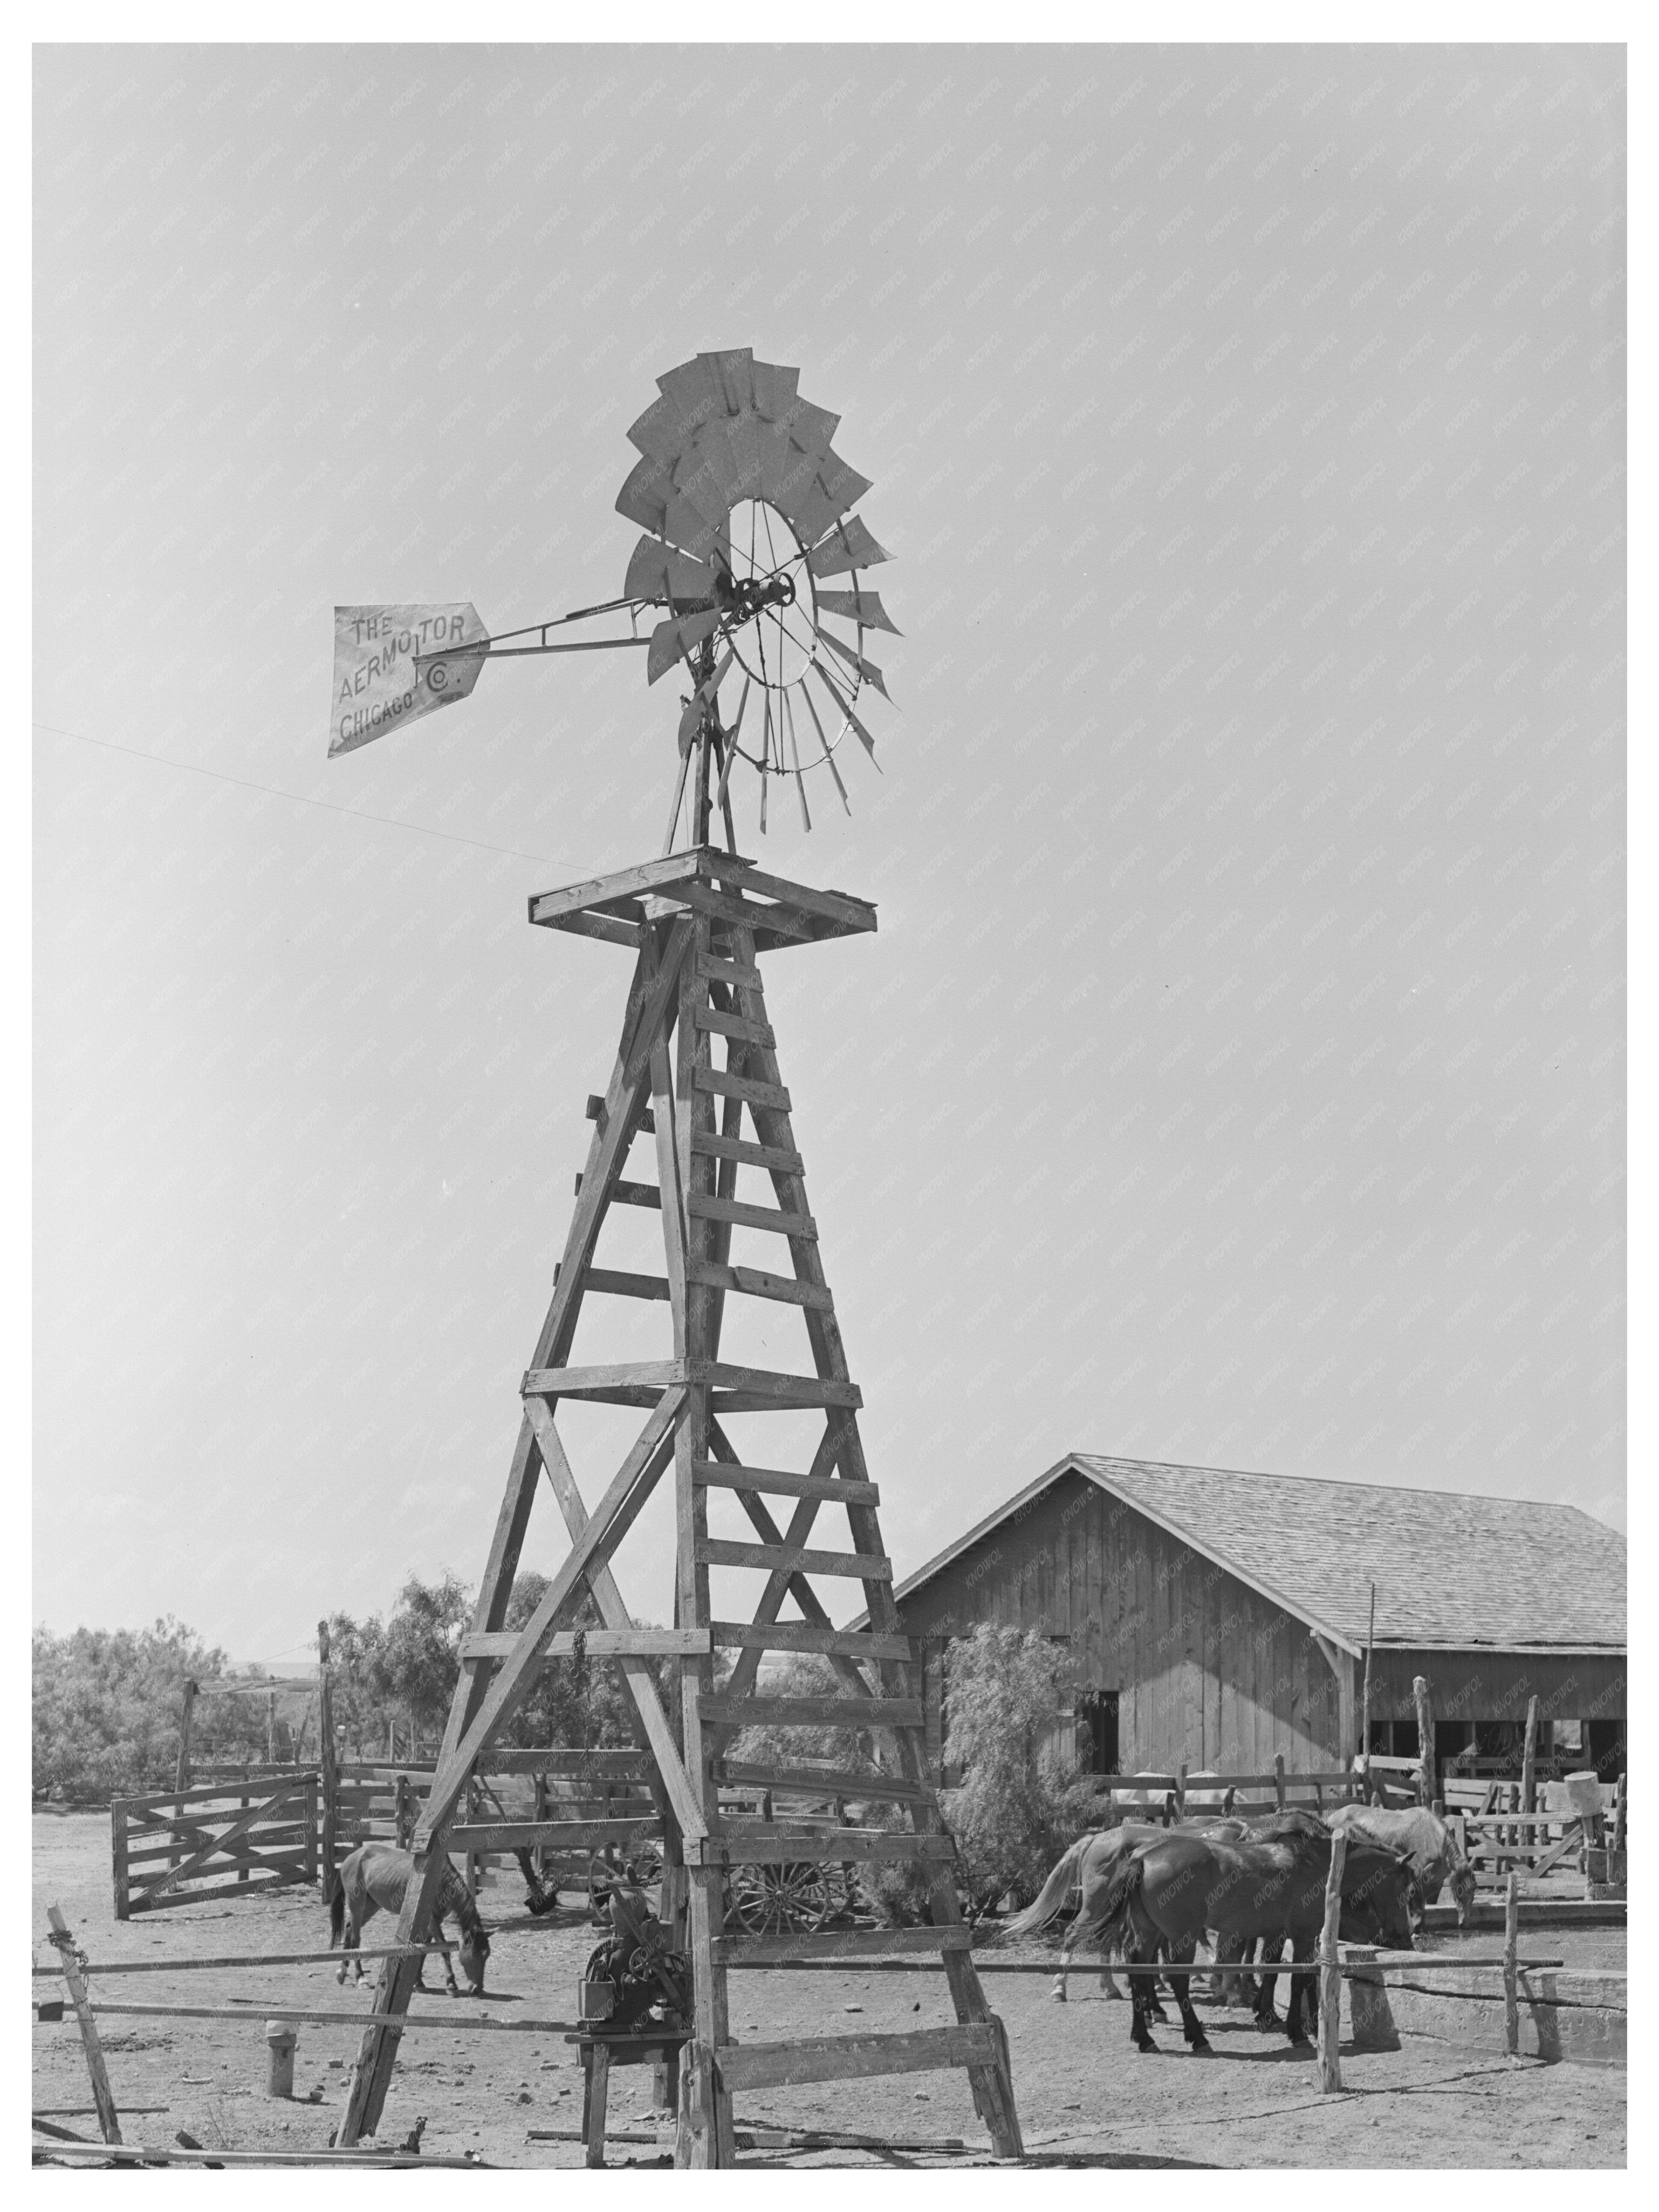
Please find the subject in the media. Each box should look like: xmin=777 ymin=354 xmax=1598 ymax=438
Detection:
xmin=329 ymin=349 xmax=1022 ymax=2164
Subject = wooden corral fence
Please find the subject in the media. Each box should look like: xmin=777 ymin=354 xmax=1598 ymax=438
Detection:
xmin=1087 ymin=1756 xmax=1370 ymax=1818
xmin=111 ymin=1772 xmax=320 ymax=1918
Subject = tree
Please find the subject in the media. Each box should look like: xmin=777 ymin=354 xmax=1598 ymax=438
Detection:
xmin=31 ymin=1618 xmax=248 ymax=1800
xmin=377 ymin=1572 xmax=472 ymax=1749
xmin=937 ymin=1624 xmax=1096 ymax=1913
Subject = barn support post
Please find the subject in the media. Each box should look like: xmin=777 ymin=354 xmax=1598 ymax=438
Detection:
xmin=1521 ymin=1694 xmax=1540 ymax=1814
xmin=1413 ymin=1676 xmax=1435 ymax=1807
xmin=1361 ymin=1581 xmax=1375 ymax=1765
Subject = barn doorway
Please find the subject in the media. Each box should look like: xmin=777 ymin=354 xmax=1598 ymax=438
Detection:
xmin=1077 ymin=1690 xmax=1120 ymax=1776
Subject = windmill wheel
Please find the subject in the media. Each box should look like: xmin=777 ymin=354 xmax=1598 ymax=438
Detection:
xmin=725 ymin=1860 xmax=833 ymax=1937
xmin=618 ymin=348 xmax=898 ymax=834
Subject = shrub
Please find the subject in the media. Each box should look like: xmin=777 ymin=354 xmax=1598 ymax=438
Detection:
xmin=936 ymin=1623 xmax=1097 ymax=1914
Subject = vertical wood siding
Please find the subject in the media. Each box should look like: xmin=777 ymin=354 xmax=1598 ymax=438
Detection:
xmin=888 ymin=1472 xmax=1632 ymax=1778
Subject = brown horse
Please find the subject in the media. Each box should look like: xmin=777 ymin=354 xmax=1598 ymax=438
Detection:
xmin=1002 ymin=1817 xmax=1251 ymax=2000
xmin=329 ymin=1844 xmax=491 ymax=1996
xmin=1095 ymin=1824 xmax=1415 ymax=2052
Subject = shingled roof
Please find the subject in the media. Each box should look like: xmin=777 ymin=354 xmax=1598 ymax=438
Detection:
xmin=885 ymin=1453 xmax=1626 ymax=1655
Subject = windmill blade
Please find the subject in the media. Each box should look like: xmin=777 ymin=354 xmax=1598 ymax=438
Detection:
xmin=660 ymin=494 xmax=731 ymax=569
xmin=751 ymin=359 xmax=801 ymax=423
xmin=816 ymin=587 xmax=902 ymax=637
xmin=616 ymin=450 xmax=674 ymax=535
xmin=807 ymin=515 xmax=891 ymax=576
xmin=813 ymin=661 xmax=882 ymax=768
xmin=716 ymin=677 xmax=751 ymax=806
xmin=654 ymin=355 xmax=726 ymax=431
xmin=784 ymin=690 xmax=811 ymax=832
xmin=799 ymin=675 xmax=853 ymax=816
xmin=646 ymin=608 xmax=721 ymax=685
xmin=814 ymin=625 xmax=892 ymax=703
xmin=673 ymin=438 xmax=739 ymax=529
xmin=624 ymin=536 xmax=718 ymax=608
xmin=707 ymin=347 xmax=756 ymax=415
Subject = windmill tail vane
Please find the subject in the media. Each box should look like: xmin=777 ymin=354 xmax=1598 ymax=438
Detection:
xmin=327 ymin=349 xmax=897 ymax=844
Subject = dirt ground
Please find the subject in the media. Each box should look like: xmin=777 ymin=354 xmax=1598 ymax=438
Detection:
xmin=33 ymin=1814 xmax=1625 ymax=2169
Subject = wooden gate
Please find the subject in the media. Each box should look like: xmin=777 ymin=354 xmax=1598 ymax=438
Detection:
xmin=110 ymin=1772 xmax=319 ymax=1919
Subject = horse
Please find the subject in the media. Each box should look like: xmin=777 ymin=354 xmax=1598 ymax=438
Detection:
xmin=1325 ymin=1802 xmax=1477 ymax=1925
xmin=329 ymin=1844 xmax=491 ymax=1997
xmin=1002 ymin=1817 xmax=1252 ymax=2002
xmin=1093 ymin=1825 xmax=1415 ymax=2053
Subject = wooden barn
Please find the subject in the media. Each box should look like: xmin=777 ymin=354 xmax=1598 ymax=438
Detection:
xmin=866 ymin=1454 xmax=1627 ymax=1794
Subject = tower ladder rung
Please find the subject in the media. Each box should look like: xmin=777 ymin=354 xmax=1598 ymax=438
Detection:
xmin=696 ymin=1538 xmax=891 ymax=1580
xmin=694 ymin=1463 xmax=877 ymax=1505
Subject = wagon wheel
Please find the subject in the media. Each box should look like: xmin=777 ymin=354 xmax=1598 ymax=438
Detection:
xmin=586 ymin=1839 xmax=666 ymax=1915
xmin=725 ymin=1860 xmax=833 ymax=1936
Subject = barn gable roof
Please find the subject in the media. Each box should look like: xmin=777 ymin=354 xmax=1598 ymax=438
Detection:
xmin=883 ymin=1454 xmax=1626 ymax=1656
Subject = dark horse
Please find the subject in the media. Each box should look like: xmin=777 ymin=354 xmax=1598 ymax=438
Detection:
xmin=1093 ymin=1822 xmax=1415 ymax=2053
xmin=329 ymin=1843 xmax=491 ymax=1996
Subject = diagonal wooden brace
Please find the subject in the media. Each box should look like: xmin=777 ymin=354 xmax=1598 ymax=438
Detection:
xmin=524 ymin=1394 xmax=706 ymax=1843
xmin=413 ymin=1387 xmax=686 ymax=1848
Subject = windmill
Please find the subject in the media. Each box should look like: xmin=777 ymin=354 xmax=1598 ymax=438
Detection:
xmin=328 ymin=349 xmax=1021 ymax=2166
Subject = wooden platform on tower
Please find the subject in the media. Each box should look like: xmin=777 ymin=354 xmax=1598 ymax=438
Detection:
xmin=334 ymin=849 xmax=1023 ymax=2166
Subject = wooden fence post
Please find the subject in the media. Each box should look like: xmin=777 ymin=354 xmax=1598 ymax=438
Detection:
xmin=1274 ymin=1752 xmax=1286 ymax=1810
xmin=1412 ymin=1677 xmax=1434 ymax=1807
xmin=47 ymin=1903 xmax=122 ymax=2144
xmin=317 ymin=1622 xmax=338 ymax=1897
xmin=110 ymin=1799 xmax=130 ymax=1923
xmin=1318 ymin=1831 xmax=1346 ymax=2093
xmin=1503 ymin=1872 xmax=1520 ymax=2057
xmin=175 ymin=1679 xmax=198 ymax=1794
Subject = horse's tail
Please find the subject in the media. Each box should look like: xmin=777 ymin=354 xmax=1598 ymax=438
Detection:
xmin=999 ymin=1833 xmax=1092 ymax=1943
xmin=328 ymin=1876 xmax=345 ymax=1948
xmin=1083 ymin=1848 xmax=1147 ymax=1956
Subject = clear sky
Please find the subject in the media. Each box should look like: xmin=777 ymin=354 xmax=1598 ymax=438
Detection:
xmin=34 ymin=41 xmax=1625 ymax=1664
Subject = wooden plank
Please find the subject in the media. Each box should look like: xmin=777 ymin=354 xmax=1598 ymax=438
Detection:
xmin=587 ymin=1093 xmax=654 ymax=1134
xmin=693 ymin=1066 xmax=793 ymax=1113
xmin=695 ymin=1461 xmax=877 ymax=1505
xmin=47 ymin=1907 xmax=121 ymax=2144
xmin=541 ymin=907 xmax=646 ymax=950
xmin=693 ymin=1003 xmax=776 ymax=1047
xmin=46 ymin=1945 xmax=459 ymax=1978
xmin=653 ymin=879 xmax=816 ymax=944
xmin=699 ymin=1695 xmax=924 ymax=1729
xmin=474 ymin=1747 xmax=654 ymax=1777
xmin=448 ymin=1819 xmax=663 ymax=1852
xmin=712 ymin=1759 xmax=931 ymax=1802
xmin=32 ymin=2142 xmax=492 ymax=2171
xmin=110 ymin=1777 xmax=319 ymax=1815
xmin=522 ymin=1359 xmax=685 ymax=1399
xmin=91 ymin=2002 xmax=583 ymax=2033
xmin=709 ymin=1620 xmax=905 ymax=1657
xmin=528 ymin=853 xmax=710 ymax=928
xmin=689 ymin=1130 xmax=804 ymax=1175
xmin=713 ymin=1925 xmax=971 ymax=1965
xmin=687 ymin=1257 xmax=831 ymax=1310
xmin=711 ymin=864 xmax=878 ymax=935
xmin=701 ymin=1361 xmax=859 ymax=1405
xmin=124 ymin=1873 xmax=311 ymax=1916
xmin=580 ymin=1268 xmax=672 ymax=1302
xmin=696 ymin=950 xmax=762 ymax=990
xmin=572 ymin=1173 xmax=661 ymax=1210
xmin=705 ymin=1831 xmax=955 ymax=1867
xmin=698 ymin=1538 xmax=892 ymax=1581
xmin=688 ymin=1191 xmax=816 ymax=1240
xmin=715 ymin=2024 xmax=998 ymax=2093
xmin=459 ymin=1628 xmax=711 ymax=1661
